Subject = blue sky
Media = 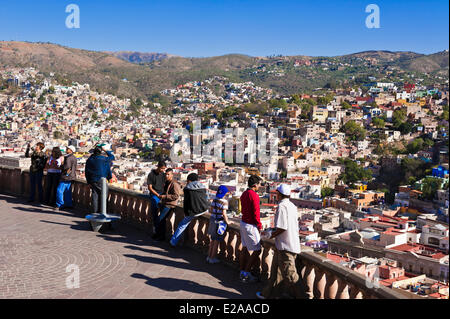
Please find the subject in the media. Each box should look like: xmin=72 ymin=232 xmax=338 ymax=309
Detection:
xmin=0 ymin=0 xmax=448 ymax=57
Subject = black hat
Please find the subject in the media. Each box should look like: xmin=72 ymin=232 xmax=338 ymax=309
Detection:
xmin=248 ymin=175 xmax=263 ymax=187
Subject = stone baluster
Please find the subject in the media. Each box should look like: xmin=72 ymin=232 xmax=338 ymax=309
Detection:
xmin=198 ymin=218 xmax=206 ymax=246
xmin=166 ymin=208 xmax=176 ymax=237
xmin=120 ymin=194 xmax=129 ymax=220
xmin=227 ymin=231 xmax=237 ymax=263
xmin=141 ymin=199 xmax=150 ymax=226
xmin=201 ymin=218 xmax=210 ymax=248
xmin=135 ymin=197 xmax=144 ymax=225
xmin=260 ymin=243 xmax=274 ymax=281
xmin=221 ymin=231 xmax=230 ymax=260
xmin=349 ymin=284 xmax=364 ymax=299
xmin=81 ymin=183 xmax=90 ymax=209
xmin=313 ymin=268 xmax=326 ymax=299
xmin=110 ymin=192 xmax=119 ymax=216
xmin=336 ymin=278 xmax=350 ymax=299
xmin=324 ymin=273 xmax=338 ymax=299
xmin=127 ymin=195 xmax=136 ymax=223
xmin=114 ymin=192 xmax=123 ymax=217
xmin=302 ymin=263 xmax=316 ymax=299
xmin=188 ymin=218 xmax=199 ymax=246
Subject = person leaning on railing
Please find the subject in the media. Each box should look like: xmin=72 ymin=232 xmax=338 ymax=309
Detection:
xmin=152 ymin=168 xmax=182 ymax=241
xmin=256 ymin=184 xmax=303 ymax=300
xmin=147 ymin=160 xmax=167 ymax=235
xmin=239 ymin=175 xmax=264 ymax=283
xmin=25 ymin=142 xmax=47 ymax=204
xmin=44 ymin=147 xmax=64 ymax=207
xmin=55 ymin=145 xmax=78 ymax=211
xmin=85 ymin=145 xmax=115 ymax=215
xmin=170 ymin=173 xmax=210 ymax=247
xmin=207 ymin=185 xmax=230 ymax=264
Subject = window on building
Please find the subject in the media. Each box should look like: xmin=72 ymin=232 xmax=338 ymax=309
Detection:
xmin=428 ymin=237 xmax=440 ymax=246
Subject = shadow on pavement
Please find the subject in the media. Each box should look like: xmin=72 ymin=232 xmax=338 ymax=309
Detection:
xmin=131 ymin=273 xmax=243 ymax=299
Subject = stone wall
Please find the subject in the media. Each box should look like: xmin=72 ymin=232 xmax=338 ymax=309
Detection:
xmin=0 ymin=166 xmax=406 ymax=299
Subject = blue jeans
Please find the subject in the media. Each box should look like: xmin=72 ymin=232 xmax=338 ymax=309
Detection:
xmin=170 ymin=216 xmax=194 ymax=246
xmin=150 ymin=194 xmax=161 ymax=226
xmin=56 ymin=181 xmax=73 ymax=208
xmin=29 ymin=171 xmax=44 ymax=202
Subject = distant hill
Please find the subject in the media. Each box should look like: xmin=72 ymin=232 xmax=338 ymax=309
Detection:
xmin=0 ymin=41 xmax=148 ymax=98
xmin=0 ymin=41 xmax=448 ymax=99
xmin=341 ymin=50 xmax=424 ymax=62
xmin=397 ymin=50 xmax=449 ymax=74
xmin=106 ymin=51 xmax=177 ymax=64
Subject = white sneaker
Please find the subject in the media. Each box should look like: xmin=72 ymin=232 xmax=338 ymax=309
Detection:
xmin=206 ymin=257 xmax=211 ymax=263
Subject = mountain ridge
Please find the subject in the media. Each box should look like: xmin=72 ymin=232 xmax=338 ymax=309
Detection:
xmin=1 ymin=41 xmax=448 ymax=99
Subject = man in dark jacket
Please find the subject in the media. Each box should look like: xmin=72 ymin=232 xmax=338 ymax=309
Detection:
xmin=147 ymin=161 xmax=167 ymax=235
xmin=170 ymin=173 xmax=209 ymax=247
xmin=55 ymin=146 xmax=78 ymax=210
xmin=26 ymin=142 xmax=47 ymax=204
xmin=85 ymin=145 xmax=115 ymax=214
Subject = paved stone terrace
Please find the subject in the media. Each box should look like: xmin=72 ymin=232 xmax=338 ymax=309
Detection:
xmin=0 ymin=194 xmax=262 ymax=299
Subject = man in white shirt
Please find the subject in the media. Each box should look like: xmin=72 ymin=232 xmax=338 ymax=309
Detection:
xmin=257 ymin=184 xmax=304 ymax=299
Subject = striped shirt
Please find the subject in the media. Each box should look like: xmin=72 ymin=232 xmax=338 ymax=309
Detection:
xmin=210 ymin=198 xmax=228 ymax=221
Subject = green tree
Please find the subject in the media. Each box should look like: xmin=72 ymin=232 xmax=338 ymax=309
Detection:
xmin=269 ymin=99 xmax=288 ymax=110
xmin=341 ymin=101 xmax=352 ymax=110
xmin=339 ymin=159 xmax=373 ymax=185
xmin=392 ymin=109 xmax=407 ymax=125
xmin=420 ymin=177 xmax=443 ymax=201
xmin=321 ymin=187 xmax=335 ymax=198
xmin=38 ymin=95 xmax=46 ymax=104
xmin=341 ymin=120 xmax=366 ymax=141
xmin=372 ymin=118 xmax=385 ymax=128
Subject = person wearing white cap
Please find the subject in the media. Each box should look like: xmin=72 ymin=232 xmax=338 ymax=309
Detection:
xmin=55 ymin=145 xmax=78 ymax=210
xmin=256 ymin=184 xmax=304 ymax=299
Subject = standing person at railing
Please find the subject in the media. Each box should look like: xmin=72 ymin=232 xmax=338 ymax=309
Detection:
xmin=256 ymin=184 xmax=303 ymax=300
xmin=170 ymin=173 xmax=210 ymax=247
xmin=44 ymin=146 xmax=64 ymax=207
xmin=85 ymin=145 xmax=115 ymax=215
xmin=206 ymin=185 xmax=230 ymax=264
xmin=55 ymin=145 xmax=77 ymax=211
xmin=147 ymin=160 xmax=167 ymax=235
xmin=239 ymin=174 xmax=263 ymax=283
xmin=152 ymin=168 xmax=182 ymax=241
xmin=25 ymin=142 xmax=47 ymax=204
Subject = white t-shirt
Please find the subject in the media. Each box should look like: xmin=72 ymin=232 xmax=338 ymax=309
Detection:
xmin=274 ymin=198 xmax=301 ymax=254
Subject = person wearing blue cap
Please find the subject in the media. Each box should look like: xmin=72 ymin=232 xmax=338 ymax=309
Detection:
xmin=206 ymin=185 xmax=230 ymax=264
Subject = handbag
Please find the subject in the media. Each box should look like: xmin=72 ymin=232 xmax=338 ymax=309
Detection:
xmin=216 ymin=220 xmax=227 ymax=236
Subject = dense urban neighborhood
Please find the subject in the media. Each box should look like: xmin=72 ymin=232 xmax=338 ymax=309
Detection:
xmin=1 ymin=56 xmax=449 ymax=299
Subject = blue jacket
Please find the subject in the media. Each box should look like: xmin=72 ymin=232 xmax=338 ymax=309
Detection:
xmin=85 ymin=151 xmax=115 ymax=184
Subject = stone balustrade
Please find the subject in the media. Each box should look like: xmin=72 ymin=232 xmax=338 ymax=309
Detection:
xmin=0 ymin=166 xmax=406 ymax=299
